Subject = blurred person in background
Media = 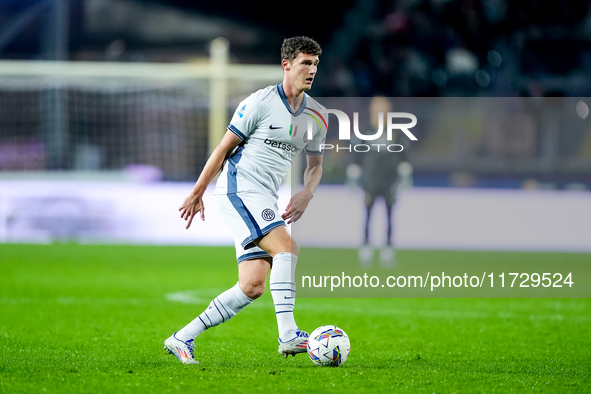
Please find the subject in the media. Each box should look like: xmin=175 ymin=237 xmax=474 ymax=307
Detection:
xmin=347 ymin=96 xmax=413 ymax=267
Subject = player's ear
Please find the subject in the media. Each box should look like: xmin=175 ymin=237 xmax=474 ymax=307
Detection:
xmin=281 ymin=58 xmax=291 ymax=71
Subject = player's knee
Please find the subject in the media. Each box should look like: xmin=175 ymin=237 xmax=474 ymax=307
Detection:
xmin=260 ymin=240 xmax=299 ymax=257
xmin=242 ymin=281 xmax=265 ymax=299
xmin=247 ymin=285 xmax=265 ymax=299
xmin=290 ymin=239 xmax=300 ymax=256
xmin=271 ymin=239 xmax=298 ymax=257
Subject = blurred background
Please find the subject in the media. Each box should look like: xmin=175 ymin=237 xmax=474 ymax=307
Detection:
xmin=0 ymin=0 xmax=590 ymax=250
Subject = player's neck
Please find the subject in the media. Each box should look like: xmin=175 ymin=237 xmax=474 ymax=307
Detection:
xmin=281 ymin=80 xmax=305 ymax=113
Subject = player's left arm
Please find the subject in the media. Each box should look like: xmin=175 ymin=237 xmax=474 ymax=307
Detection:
xmin=282 ymin=154 xmax=323 ymax=224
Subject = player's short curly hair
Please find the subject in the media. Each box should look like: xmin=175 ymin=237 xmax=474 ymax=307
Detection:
xmin=281 ymin=36 xmax=322 ymax=63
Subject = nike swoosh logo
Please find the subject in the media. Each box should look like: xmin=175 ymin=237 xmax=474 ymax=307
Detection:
xmin=284 ymin=296 xmax=293 ymax=299
xmin=269 ymin=125 xmax=282 ymax=129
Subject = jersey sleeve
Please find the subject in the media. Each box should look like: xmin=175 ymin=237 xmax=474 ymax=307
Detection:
xmin=305 ymin=111 xmax=329 ymax=156
xmin=227 ymin=93 xmax=262 ymax=141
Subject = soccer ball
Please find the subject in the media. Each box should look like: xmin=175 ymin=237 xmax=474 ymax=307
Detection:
xmin=307 ymin=325 xmax=350 ymax=367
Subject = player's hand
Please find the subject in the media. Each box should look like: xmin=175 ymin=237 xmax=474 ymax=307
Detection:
xmin=179 ymin=192 xmax=205 ymax=229
xmin=282 ymin=189 xmax=313 ymax=224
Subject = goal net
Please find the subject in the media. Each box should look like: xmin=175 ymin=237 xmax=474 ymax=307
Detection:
xmin=0 ymin=48 xmax=282 ymax=181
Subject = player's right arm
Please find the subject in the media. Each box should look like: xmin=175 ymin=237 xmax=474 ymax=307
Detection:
xmin=179 ymin=130 xmax=242 ymax=229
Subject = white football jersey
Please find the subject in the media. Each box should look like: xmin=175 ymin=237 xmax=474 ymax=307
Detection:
xmin=215 ymin=83 xmax=328 ymax=198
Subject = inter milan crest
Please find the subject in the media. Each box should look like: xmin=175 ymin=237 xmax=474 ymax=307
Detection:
xmin=261 ymin=208 xmax=275 ymax=221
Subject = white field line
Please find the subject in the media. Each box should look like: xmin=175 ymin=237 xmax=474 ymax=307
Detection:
xmin=1 ymin=293 xmax=589 ymax=323
xmin=163 ymin=290 xmax=591 ymax=322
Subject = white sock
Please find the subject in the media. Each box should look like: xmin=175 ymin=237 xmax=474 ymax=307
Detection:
xmin=176 ymin=282 xmax=253 ymax=342
xmin=270 ymin=252 xmax=299 ymax=341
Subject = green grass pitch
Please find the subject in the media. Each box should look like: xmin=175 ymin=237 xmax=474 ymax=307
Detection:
xmin=0 ymin=244 xmax=589 ymax=393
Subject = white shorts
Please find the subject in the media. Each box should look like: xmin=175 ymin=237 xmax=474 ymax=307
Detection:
xmin=215 ymin=191 xmax=286 ymax=263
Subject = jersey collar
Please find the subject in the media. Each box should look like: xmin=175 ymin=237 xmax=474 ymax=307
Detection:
xmin=277 ymin=83 xmax=307 ymax=116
